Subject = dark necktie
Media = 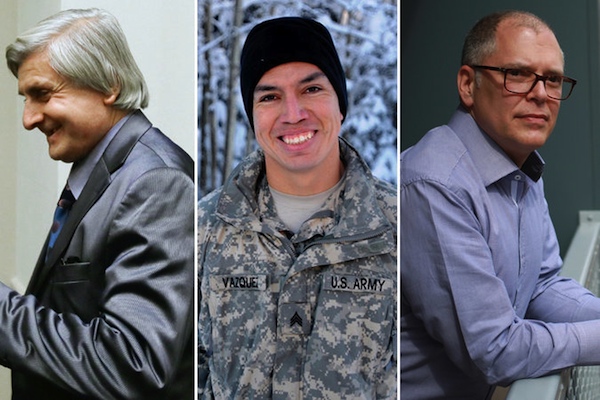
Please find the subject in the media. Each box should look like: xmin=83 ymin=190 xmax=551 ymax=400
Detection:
xmin=47 ymin=185 xmax=76 ymax=257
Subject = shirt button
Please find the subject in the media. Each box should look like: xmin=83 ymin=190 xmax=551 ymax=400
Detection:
xmin=514 ymin=175 xmax=522 ymax=181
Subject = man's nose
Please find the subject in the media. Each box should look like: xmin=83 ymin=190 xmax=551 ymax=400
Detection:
xmin=22 ymin=101 xmax=43 ymax=130
xmin=528 ymin=78 xmax=550 ymax=100
xmin=282 ymin=94 xmax=308 ymax=123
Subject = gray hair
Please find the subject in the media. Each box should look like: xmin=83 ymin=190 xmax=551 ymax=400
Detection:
xmin=6 ymin=8 xmax=149 ymax=110
xmin=461 ymin=10 xmax=562 ymax=67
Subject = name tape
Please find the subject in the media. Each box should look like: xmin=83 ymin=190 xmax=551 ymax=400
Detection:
xmin=210 ymin=274 xmax=268 ymax=291
xmin=210 ymin=273 xmax=393 ymax=295
xmin=323 ymin=273 xmax=392 ymax=294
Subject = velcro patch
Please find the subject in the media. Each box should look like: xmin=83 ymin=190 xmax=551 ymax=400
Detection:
xmin=323 ymin=273 xmax=392 ymax=295
xmin=280 ymin=303 xmax=311 ymax=336
xmin=210 ymin=274 xmax=268 ymax=291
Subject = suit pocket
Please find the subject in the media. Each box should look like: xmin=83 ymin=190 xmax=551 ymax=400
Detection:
xmin=50 ymin=261 xmax=102 ymax=322
xmin=53 ymin=261 xmax=91 ymax=284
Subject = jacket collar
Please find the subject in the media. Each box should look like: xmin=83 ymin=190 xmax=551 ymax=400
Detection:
xmin=216 ymin=137 xmax=395 ymax=240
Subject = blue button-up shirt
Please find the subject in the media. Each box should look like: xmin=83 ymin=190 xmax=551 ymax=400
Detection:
xmin=401 ymin=107 xmax=600 ymax=399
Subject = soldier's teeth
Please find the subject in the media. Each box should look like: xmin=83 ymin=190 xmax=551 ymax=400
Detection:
xmin=282 ymin=131 xmax=314 ymax=145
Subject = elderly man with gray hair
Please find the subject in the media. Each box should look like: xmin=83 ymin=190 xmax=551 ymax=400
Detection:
xmin=2 ymin=8 xmax=194 ymax=399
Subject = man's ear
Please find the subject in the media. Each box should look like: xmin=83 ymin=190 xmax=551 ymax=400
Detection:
xmin=103 ymin=88 xmax=119 ymax=106
xmin=457 ymin=65 xmax=476 ymax=108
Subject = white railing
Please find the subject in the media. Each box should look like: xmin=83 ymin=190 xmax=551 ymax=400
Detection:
xmin=506 ymin=211 xmax=600 ymax=400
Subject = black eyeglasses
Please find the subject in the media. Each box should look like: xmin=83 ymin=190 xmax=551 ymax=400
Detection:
xmin=470 ymin=65 xmax=577 ymax=100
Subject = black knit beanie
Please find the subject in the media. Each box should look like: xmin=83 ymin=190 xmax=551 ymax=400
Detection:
xmin=240 ymin=17 xmax=348 ymax=130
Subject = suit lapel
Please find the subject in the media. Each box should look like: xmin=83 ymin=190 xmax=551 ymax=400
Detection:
xmin=26 ymin=110 xmax=153 ymax=294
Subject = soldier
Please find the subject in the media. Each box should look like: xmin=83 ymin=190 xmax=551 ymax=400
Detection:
xmin=197 ymin=17 xmax=397 ymax=399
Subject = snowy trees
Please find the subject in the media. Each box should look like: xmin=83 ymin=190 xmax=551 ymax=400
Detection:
xmin=198 ymin=0 xmax=397 ymax=196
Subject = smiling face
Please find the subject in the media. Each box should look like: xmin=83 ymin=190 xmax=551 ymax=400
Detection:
xmin=17 ymin=51 xmax=126 ymax=163
xmin=458 ymin=19 xmax=564 ymax=166
xmin=252 ymin=62 xmax=344 ymax=195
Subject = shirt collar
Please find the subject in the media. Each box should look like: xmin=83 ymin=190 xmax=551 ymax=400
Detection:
xmin=449 ymin=106 xmax=545 ymax=185
xmin=67 ymin=113 xmax=133 ymax=199
xmin=520 ymin=152 xmax=545 ymax=181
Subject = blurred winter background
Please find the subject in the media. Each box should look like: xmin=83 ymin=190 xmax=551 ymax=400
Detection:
xmin=197 ymin=0 xmax=398 ymax=197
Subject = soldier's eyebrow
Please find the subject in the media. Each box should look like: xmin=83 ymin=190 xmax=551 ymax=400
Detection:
xmin=299 ymin=71 xmax=326 ymax=84
xmin=254 ymin=83 xmax=276 ymax=93
xmin=254 ymin=71 xmax=327 ymax=94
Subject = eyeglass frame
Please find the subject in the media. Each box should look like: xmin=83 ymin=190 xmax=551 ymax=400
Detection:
xmin=470 ymin=65 xmax=577 ymax=100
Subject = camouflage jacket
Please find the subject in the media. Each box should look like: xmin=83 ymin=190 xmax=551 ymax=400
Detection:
xmin=197 ymin=138 xmax=397 ymax=399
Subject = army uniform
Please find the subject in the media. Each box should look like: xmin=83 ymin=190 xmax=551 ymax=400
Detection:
xmin=197 ymin=138 xmax=397 ymax=399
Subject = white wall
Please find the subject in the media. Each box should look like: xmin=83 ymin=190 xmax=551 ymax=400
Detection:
xmin=61 ymin=0 xmax=197 ymax=155
xmin=13 ymin=0 xmax=63 ymax=292
xmin=0 ymin=1 xmax=196 ymax=398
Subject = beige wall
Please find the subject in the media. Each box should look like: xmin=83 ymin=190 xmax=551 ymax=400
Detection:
xmin=0 ymin=1 xmax=196 ymax=398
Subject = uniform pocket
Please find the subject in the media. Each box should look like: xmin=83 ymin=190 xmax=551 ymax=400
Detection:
xmin=302 ymin=273 xmax=395 ymax=396
xmin=206 ymin=273 xmax=277 ymax=395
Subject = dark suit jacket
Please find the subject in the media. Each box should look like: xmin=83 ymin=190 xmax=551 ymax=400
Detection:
xmin=1 ymin=111 xmax=194 ymax=399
